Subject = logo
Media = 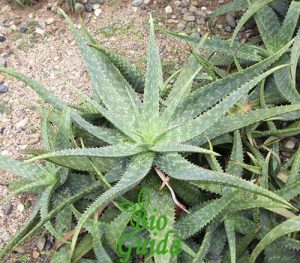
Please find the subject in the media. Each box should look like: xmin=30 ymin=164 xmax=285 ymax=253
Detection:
xmin=117 ymin=187 xmax=181 ymax=262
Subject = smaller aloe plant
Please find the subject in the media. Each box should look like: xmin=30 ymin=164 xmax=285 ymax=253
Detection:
xmin=208 ymin=0 xmax=300 ymax=105
xmin=0 ymin=8 xmax=300 ymax=263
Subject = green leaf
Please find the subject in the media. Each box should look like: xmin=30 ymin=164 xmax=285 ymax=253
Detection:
xmin=226 ymin=130 xmax=243 ymax=177
xmin=224 ymin=219 xmax=236 ymax=263
xmin=230 ymin=0 xmax=275 ymax=47
xmin=277 ymin=1 xmax=300 ymax=49
xmin=250 ymin=216 xmax=300 ymax=263
xmin=41 ymin=111 xmax=56 ymax=151
xmin=54 ymin=107 xmax=72 ymax=150
xmin=162 ymin=29 xmax=263 ymax=62
xmin=287 ymin=148 xmax=300 ymax=185
xmin=81 ymin=21 xmax=145 ymax=93
xmin=155 ymin=153 xmax=293 ymax=209
xmin=192 ymin=225 xmax=214 ymax=263
xmin=51 ymin=246 xmax=71 ymax=263
xmin=274 ymin=56 xmax=300 ymax=104
xmin=40 ymin=184 xmax=66 ymax=242
xmin=0 ymin=183 xmax=102 ymax=260
xmin=193 ymin=104 xmax=300 ymax=145
xmin=209 ymin=0 xmax=248 ymax=22
xmin=70 ymin=152 xmax=154 ymax=256
xmin=250 ymin=1 xmax=281 ymax=51
xmin=92 ymin=223 xmax=113 ymax=263
xmin=175 ymin=192 xmax=235 ymax=239
xmin=53 ymin=189 xmax=73 ymax=235
xmin=72 ymin=234 xmax=93 ymax=262
xmin=26 ymin=144 xmax=145 ymax=163
xmin=172 ymin=41 xmax=290 ymax=125
xmin=0 ymin=155 xmax=43 ymax=180
xmin=161 ymin=43 xmax=203 ymax=123
xmin=151 ymin=143 xmax=219 ymax=156
xmin=145 ymin=182 xmax=176 ymax=263
xmin=165 ymin=65 xmax=289 ymax=143
xmin=105 ymin=211 xmax=131 ymax=252
xmin=291 ymin=29 xmax=300 ymax=85
xmin=90 ymin=43 xmax=145 ymax=93
xmin=60 ymin=9 xmax=140 ymax=129
xmin=142 ymin=15 xmax=163 ymax=125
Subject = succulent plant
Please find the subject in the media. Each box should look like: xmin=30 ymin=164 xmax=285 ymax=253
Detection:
xmin=0 ymin=8 xmax=300 ymax=263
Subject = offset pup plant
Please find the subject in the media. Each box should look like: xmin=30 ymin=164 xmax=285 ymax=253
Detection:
xmin=209 ymin=0 xmax=300 ymax=104
xmin=0 ymin=9 xmax=300 ymax=262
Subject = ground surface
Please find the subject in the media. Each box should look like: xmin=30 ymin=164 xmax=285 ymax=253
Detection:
xmin=0 ymin=0 xmax=230 ymax=262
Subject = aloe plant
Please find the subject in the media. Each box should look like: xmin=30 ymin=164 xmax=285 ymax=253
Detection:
xmin=209 ymin=0 xmax=300 ymax=104
xmin=0 ymin=9 xmax=300 ymax=263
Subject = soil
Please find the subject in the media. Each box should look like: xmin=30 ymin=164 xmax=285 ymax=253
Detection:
xmin=0 ymin=0 xmax=230 ymax=262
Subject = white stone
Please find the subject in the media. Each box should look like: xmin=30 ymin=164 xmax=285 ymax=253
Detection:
xmin=35 ymin=28 xmax=45 ymax=35
xmin=165 ymin=6 xmax=172 ymax=14
xmin=15 ymin=118 xmax=28 ymax=130
xmin=45 ymin=18 xmax=55 ymax=25
xmin=94 ymin=8 xmax=102 ymax=17
xmin=284 ymin=140 xmax=295 ymax=149
xmin=17 ymin=204 xmax=25 ymax=213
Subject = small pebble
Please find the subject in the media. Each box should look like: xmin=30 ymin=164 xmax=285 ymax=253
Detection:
xmin=45 ymin=18 xmax=55 ymax=25
xmin=19 ymin=26 xmax=27 ymax=33
xmin=0 ymin=84 xmax=8 ymax=93
xmin=165 ymin=6 xmax=172 ymax=14
xmin=284 ymin=140 xmax=295 ymax=149
xmin=225 ymin=26 xmax=232 ymax=33
xmin=226 ymin=13 xmax=236 ymax=28
xmin=2 ymin=203 xmax=13 ymax=216
xmin=35 ymin=28 xmax=45 ymax=35
xmin=15 ymin=118 xmax=28 ymax=130
xmin=183 ymin=15 xmax=196 ymax=22
xmin=17 ymin=203 xmax=25 ymax=212
xmin=84 ymin=3 xmax=93 ymax=13
xmin=132 ymin=0 xmax=143 ymax=7
xmin=75 ymin=3 xmax=85 ymax=13
xmin=32 ymin=251 xmax=40 ymax=259
xmin=0 ymin=34 xmax=5 ymax=42
xmin=94 ymin=9 xmax=102 ymax=17
xmin=37 ymin=237 xmax=46 ymax=251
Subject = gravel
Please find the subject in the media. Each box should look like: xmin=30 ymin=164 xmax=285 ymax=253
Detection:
xmin=0 ymin=84 xmax=8 ymax=93
xmin=2 ymin=203 xmax=13 ymax=216
xmin=132 ymin=0 xmax=144 ymax=7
